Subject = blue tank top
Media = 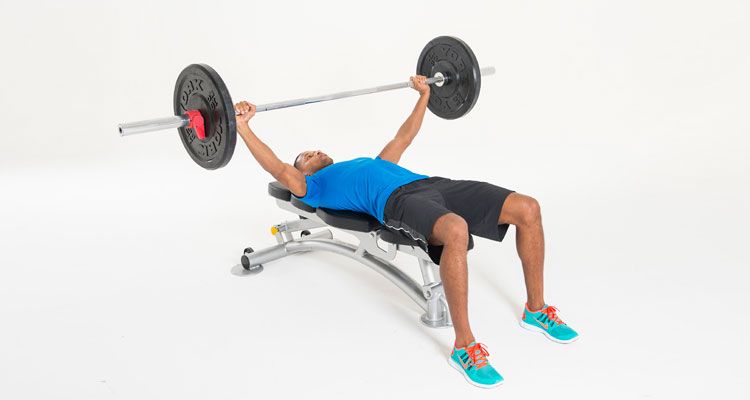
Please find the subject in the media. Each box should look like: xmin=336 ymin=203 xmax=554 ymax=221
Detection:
xmin=296 ymin=156 xmax=429 ymax=223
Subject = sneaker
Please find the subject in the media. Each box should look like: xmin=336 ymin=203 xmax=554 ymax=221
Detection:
xmin=520 ymin=303 xmax=579 ymax=343
xmin=447 ymin=342 xmax=504 ymax=388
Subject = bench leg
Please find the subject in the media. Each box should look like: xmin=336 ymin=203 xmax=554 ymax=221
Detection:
xmin=231 ymin=229 xmax=333 ymax=276
xmin=418 ymin=258 xmax=452 ymax=328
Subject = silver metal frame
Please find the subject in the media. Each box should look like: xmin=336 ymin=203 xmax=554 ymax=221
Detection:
xmin=232 ymin=198 xmax=452 ymax=329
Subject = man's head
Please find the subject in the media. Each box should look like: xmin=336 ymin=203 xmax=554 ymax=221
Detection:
xmin=293 ymin=150 xmax=334 ymax=175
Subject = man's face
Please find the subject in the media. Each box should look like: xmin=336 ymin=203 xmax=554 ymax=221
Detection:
xmin=296 ymin=150 xmax=333 ymax=175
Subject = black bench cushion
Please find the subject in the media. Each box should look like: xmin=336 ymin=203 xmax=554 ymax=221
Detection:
xmin=267 ymin=181 xmax=316 ymax=212
xmin=268 ymin=181 xmax=474 ymax=264
xmin=317 ymin=208 xmax=381 ymax=233
xmin=268 ymin=181 xmax=292 ymax=201
xmin=269 ymin=181 xmax=378 ymax=230
xmin=290 ymin=196 xmax=317 ymax=213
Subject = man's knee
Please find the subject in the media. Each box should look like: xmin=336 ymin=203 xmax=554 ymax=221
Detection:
xmin=500 ymin=193 xmax=542 ymax=226
xmin=522 ymin=196 xmax=542 ymax=225
xmin=430 ymin=213 xmax=469 ymax=247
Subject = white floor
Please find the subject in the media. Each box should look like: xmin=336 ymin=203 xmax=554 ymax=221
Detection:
xmin=1 ymin=159 xmax=747 ymax=399
xmin=2 ymin=1 xmax=749 ymax=398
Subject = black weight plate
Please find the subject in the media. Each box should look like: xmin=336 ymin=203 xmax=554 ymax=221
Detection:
xmin=417 ymin=36 xmax=482 ymax=120
xmin=173 ymin=64 xmax=236 ymax=170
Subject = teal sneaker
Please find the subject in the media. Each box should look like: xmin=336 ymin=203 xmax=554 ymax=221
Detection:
xmin=520 ymin=303 xmax=579 ymax=343
xmin=447 ymin=342 xmax=504 ymax=388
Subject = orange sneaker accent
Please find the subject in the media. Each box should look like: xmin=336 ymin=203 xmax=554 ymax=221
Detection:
xmin=466 ymin=343 xmax=491 ymax=370
xmin=541 ymin=305 xmax=565 ymax=325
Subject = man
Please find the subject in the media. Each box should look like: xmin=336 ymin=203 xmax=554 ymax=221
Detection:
xmin=234 ymin=76 xmax=579 ymax=388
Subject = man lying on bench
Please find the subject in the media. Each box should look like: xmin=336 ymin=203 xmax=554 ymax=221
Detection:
xmin=233 ymin=75 xmax=579 ymax=388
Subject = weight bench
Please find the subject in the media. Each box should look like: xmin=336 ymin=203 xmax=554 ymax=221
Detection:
xmin=231 ymin=181 xmax=476 ymax=328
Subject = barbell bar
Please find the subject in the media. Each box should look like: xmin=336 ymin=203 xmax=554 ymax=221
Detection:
xmin=117 ymin=66 xmax=495 ymax=137
xmin=116 ymin=36 xmax=493 ymax=170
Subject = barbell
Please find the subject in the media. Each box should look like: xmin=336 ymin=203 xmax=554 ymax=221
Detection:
xmin=117 ymin=36 xmax=495 ymax=170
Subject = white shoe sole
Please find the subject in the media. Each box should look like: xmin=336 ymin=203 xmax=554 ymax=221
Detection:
xmin=519 ymin=320 xmax=579 ymax=344
xmin=447 ymin=357 xmax=504 ymax=389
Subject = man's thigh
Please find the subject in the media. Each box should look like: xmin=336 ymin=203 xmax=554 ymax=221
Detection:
xmin=430 ymin=177 xmax=515 ymax=242
xmin=383 ymin=186 xmax=452 ymax=249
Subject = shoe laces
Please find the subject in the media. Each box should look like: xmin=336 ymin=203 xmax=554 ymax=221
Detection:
xmin=466 ymin=342 xmax=490 ymax=370
xmin=541 ymin=305 xmax=565 ymax=326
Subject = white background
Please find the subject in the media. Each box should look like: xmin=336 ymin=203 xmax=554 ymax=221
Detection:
xmin=1 ymin=0 xmax=749 ymax=398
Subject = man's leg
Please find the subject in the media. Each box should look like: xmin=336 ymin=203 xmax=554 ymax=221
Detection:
xmin=428 ymin=213 xmax=474 ymax=348
xmin=498 ymin=193 xmax=545 ymax=311
xmin=431 ymin=214 xmax=505 ymax=387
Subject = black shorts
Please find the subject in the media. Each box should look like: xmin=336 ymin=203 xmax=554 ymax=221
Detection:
xmin=382 ymin=177 xmax=515 ymax=251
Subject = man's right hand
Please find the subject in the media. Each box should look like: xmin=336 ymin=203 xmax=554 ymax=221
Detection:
xmin=235 ymin=101 xmax=256 ymax=127
xmin=410 ymin=75 xmax=430 ymax=96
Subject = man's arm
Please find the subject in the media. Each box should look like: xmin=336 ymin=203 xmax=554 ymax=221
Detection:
xmin=235 ymin=101 xmax=307 ymax=197
xmin=378 ymin=76 xmax=430 ymax=164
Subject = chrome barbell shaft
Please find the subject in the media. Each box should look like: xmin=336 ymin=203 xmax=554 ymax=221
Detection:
xmin=117 ymin=115 xmax=189 ymax=136
xmin=118 ymin=66 xmax=496 ymax=137
xmin=255 ymin=67 xmax=494 ymax=112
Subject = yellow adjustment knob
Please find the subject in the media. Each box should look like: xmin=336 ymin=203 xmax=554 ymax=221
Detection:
xmin=270 ymin=226 xmax=279 ymax=236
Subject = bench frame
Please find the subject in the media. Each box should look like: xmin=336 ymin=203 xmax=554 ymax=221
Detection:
xmin=231 ymin=197 xmax=453 ymax=328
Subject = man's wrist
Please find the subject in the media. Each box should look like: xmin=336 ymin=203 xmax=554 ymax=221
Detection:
xmin=237 ymin=123 xmax=252 ymax=137
xmin=237 ymin=122 xmax=250 ymax=131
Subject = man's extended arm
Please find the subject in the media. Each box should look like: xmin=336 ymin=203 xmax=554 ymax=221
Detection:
xmin=377 ymin=76 xmax=430 ymax=164
xmin=235 ymin=101 xmax=307 ymax=197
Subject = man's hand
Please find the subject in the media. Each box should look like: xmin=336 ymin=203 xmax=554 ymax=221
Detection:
xmin=410 ymin=75 xmax=430 ymax=96
xmin=235 ymin=101 xmax=256 ymax=129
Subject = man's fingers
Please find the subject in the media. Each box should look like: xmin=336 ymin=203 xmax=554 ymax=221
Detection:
xmin=234 ymin=101 xmax=256 ymax=122
xmin=235 ymin=101 xmax=254 ymax=115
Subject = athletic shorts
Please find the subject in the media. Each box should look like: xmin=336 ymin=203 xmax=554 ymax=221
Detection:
xmin=382 ymin=176 xmax=515 ymax=255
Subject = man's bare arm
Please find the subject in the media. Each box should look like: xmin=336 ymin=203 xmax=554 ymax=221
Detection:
xmin=235 ymin=101 xmax=307 ymax=197
xmin=378 ymin=76 xmax=430 ymax=164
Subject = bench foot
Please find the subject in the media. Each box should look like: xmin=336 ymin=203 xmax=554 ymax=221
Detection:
xmin=231 ymin=263 xmax=264 ymax=276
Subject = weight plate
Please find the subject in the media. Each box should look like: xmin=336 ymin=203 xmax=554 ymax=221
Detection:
xmin=173 ymin=64 xmax=236 ymax=170
xmin=417 ymin=36 xmax=482 ymax=120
